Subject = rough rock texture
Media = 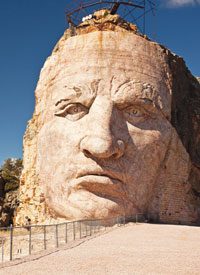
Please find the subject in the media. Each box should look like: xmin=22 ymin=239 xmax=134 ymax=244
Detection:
xmin=76 ymin=9 xmax=138 ymax=35
xmin=15 ymin=11 xmax=200 ymax=225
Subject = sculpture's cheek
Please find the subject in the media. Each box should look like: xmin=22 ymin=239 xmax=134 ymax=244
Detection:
xmin=122 ymin=119 xmax=172 ymax=209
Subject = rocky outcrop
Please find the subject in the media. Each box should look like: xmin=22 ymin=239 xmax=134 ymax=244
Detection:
xmin=15 ymin=10 xmax=200 ymax=226
xmin=168 ymin=57 xmax=200 ymax=213
xmin=76 ymin=9 xmax=138 ymax=34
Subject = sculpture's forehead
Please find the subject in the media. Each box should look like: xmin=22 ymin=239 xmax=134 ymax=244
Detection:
xmin=39 ymin=32 xmax=172 ymax=118
xmin=51 ymin=34 xmax=170 ymax=101
xmin=52 ymin=75 xmax=162 ymax=99
xmin=58 ymin=31 xmax=169 ymax=82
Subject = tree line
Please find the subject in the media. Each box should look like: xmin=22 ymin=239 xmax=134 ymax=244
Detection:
xmin=0 ymin=158 xmax=23 ymax=194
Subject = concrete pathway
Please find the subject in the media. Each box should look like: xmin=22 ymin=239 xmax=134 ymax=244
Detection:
xmin=0 ymin=223 xmax=200 ymax=275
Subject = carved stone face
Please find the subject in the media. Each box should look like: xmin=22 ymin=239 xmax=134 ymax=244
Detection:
xmin=37 ymin=32 xmax=173 ymax=220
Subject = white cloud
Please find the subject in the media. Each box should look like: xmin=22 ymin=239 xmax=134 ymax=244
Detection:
xmin=165 ymin=0 xmax=200 ymax=7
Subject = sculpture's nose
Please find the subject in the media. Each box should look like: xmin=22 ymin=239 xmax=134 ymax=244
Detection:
xmin=80 ymin=136 xmax=125 ymax=159
xmin=79 ymin=95 xmax=125 ymax=160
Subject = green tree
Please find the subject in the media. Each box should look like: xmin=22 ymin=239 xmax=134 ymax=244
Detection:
xmin=0 ymin=158 xmax=23 ymax=192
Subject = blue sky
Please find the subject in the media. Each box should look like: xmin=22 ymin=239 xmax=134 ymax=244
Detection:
xmin=0 ymin=0 xmax=200 ymax=165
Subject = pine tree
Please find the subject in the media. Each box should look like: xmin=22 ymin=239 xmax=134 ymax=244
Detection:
xmin=0 ymin=158 xmax=23 ymax=192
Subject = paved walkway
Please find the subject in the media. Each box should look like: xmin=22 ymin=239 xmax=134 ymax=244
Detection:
xmin=0 ymin=223 xmax=200 ymax=275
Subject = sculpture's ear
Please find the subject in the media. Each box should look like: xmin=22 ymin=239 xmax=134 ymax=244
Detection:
xmin=148 ymin=127 xmax=199 ymax=225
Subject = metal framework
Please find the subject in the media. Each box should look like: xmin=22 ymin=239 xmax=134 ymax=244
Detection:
xmin=65 ymin=0 xmax=156 ymax=34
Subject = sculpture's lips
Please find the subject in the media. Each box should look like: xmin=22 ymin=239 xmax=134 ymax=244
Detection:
xmin=70 ymin=170 xmax=125 ymax=199
xmin=76 ymin=170 xmax=124 ymax=184
xmin=76 ymin=174 xmax=121 ymax=185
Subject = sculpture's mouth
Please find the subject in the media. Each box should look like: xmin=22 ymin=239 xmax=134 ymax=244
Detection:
xmin=77 ymin=169 xmax=124 ymax=184
xmin=70 ymin=170 xmax=125 ymax=199
xmin=77 ymin=174 xmax=121 ymax=186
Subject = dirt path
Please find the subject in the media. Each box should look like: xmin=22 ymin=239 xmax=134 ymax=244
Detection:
xmin=0 ymin=223 xmax=200 ymax=275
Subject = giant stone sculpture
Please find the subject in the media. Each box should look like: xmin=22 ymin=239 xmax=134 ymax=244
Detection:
xmin=15 ymin=10 xmax=200 ymax=225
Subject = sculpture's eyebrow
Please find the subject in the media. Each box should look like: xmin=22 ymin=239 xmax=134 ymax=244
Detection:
xmin=114 ymin=90 xmax=155 ymax=106
xmin=55 ymin=86 xmax=83 ymax=106
xmin=137 ymin=97 xmax=154 ymax=104
xmin=55 ymin=86 xmax=97 ymax=108
xmin=55 ymin=96 xmax=76 ymax=107
xmin=113 ymin=80 xmax=160 ymax=110
xmin=114 ymin=97 xmax=155 ymax=111
xmin=54 ymin=80 xmax=99 ymax=107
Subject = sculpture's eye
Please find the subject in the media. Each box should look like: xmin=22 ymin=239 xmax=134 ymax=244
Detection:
xmin=123 ymin=106 xmax=147 ymax=124
xmin=55 ymin=103 xmax=88 ymax=121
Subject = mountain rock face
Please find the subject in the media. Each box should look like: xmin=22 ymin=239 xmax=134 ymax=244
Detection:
xmin=15 ymin=10 xmax=200 ymax=225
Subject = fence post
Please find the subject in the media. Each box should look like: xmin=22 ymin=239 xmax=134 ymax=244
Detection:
xmin=43 ymin=225 xmax=47 ymax=250
xmin=79 ymin=221 xmax=82 ymax=239
xmin=1 ymin=239 xmax=4 ymax=262
xmin=119 ymin=216 xmax=121 ymax=227
xmin=55 ymin=224 xmax=59 ymax=248
xmin=9 ymin=224 xmax=13 ymax=261
xmin=98 ymin=221 xmax=101 ymax=232
xmin=73 ymin=222 xmax=76 ymax=240
xmin=90 ymin=221 xmax=92 ymax=236
xmin=65 ymin=223 xmax=68 ymax=243
xmin=86 ymin=222 xmax=88 ymax=236
xmin=29 ymin=226 xmax=32 ymax=255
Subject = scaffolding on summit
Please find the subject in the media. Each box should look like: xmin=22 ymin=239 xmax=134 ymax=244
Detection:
xmin=65 ymin=0 xmax=156 ymax=34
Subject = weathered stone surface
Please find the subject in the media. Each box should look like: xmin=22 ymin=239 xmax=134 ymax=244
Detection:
xmin=15 ymin=12 xmax=200 ymax=225
xmin=76 ymin=9 xmax=138 ymax=35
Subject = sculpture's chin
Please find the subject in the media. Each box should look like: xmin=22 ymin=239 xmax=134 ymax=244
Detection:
xmin=47 ymin=189 xmax=136 ymax=221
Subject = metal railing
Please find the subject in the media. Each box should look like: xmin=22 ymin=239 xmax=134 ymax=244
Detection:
xmin=0 ymin=213 xmax=146 ymax=263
